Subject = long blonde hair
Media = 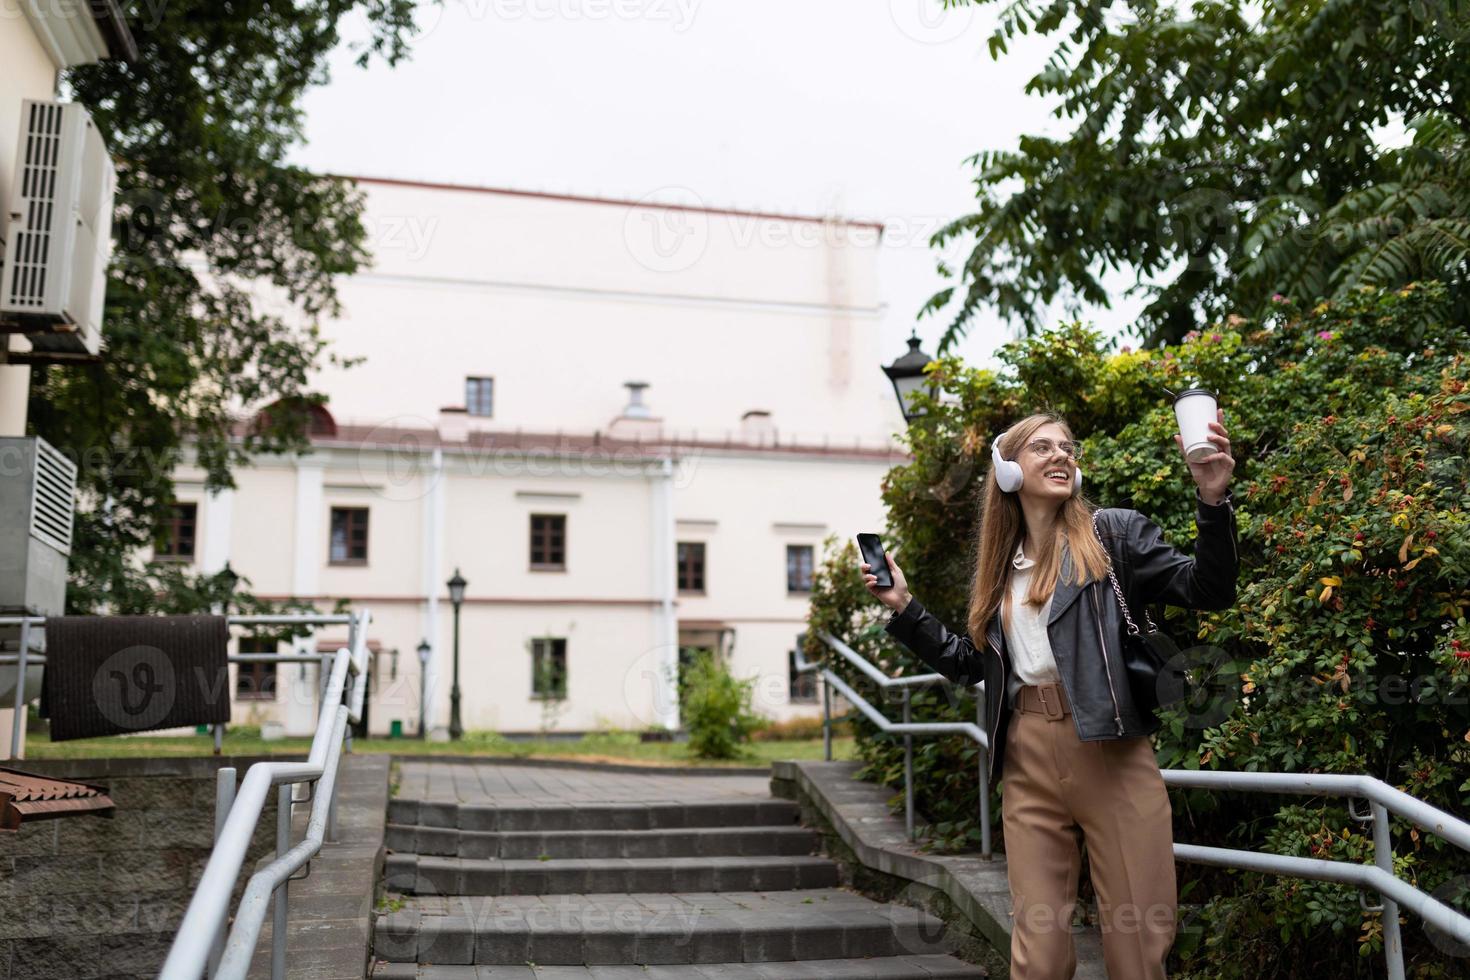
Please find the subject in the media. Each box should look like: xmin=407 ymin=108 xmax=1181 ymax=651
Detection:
xmin=965 ymin=413 xmax=1111 ymax=644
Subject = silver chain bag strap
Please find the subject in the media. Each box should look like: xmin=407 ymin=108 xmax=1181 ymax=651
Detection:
xmin=1091 ymin=511 xmax=1188 ymax=711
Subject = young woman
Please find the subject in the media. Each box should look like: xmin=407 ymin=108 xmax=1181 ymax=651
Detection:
xmin=861 ymin=410 xmax=1238 ymax=979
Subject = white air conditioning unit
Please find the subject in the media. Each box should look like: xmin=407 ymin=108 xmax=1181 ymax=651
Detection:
xmin=0 ymin=100 xmax=117 ymax=357
xmin=0 ymin=435 xmax=76 ymax=616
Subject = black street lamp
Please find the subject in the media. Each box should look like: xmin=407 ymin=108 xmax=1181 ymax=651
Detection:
xmin=416 ymin=639 xmax=431 ymax=740
xmin=218 ymin=560 xmax=240 ymax=615
xmin=447 ymin=569 xmax=467 ymax=740
xmin=882 ymin=331 xmax=936 ymax=424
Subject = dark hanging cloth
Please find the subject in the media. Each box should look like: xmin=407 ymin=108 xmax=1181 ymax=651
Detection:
xmin=39 ymin=615 xmax=230 ymax=741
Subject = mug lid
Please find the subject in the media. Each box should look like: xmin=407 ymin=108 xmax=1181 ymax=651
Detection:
xmin=1173 ymin=386 xmax=1218 ymax=402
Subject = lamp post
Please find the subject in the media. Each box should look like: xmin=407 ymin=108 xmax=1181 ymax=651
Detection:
xmin=447 ymin=569 xmax=467 ymax=740
xmin=882 ymin=331 xmax=936 ymax=424
xmin=217 ymin=560 xmax=240 ymax=615
xmin=211 ymin=561 xmax=242 ymax=756
xmin=416 ymin=639 xmax=431 ymax=740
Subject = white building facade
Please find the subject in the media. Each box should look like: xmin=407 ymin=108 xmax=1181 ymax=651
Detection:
xmin=163 ymin=178 xmax=911 ymax=737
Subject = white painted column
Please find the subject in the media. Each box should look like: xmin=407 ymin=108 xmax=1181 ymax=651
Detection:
xmin=0 ymin=339 xmax=30 ymax=438
xmin=0 ymin=340 xmax=29 ymax=756
xmin=652 ymin=455 xmax=679 ymax=730
xmin=284 ymin=460 xmax=324 ymax=736
xmin=199 ymin=487 xmax=234 ymax=574
xmin=419 ymin=447 xmax=445 ymax=737
xmin=0 ymin=337 xmax=30 ymax=752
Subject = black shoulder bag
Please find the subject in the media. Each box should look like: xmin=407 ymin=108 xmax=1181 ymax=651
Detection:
xmin=1091 ymin=512 xmax=1189 ymax=713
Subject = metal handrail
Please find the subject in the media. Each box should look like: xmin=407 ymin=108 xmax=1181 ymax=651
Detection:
xmin=805 ymin=627 xmax=1470 ymax=978
xmin=0 ymin=611 xmax=368 ymax=977
xmin=1161 ymin=769 xmax=1470 ymax=978
xmin=147 ymin=609 xmax=373 ymax=980
xmin=795 ymin=631 xmax=993 ymax=857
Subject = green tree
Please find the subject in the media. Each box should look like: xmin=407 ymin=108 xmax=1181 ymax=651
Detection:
xmin=808 ymin=283 xmax=1470 ymax=976
xmin=24 ymin=1 xmax=426 ymax=613
xmin=928 ymin=0 xmax=1470 ymax=350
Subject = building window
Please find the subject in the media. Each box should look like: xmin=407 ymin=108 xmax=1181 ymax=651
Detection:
xmin=677 ymin=542 xmax=705 ymax=592
xmin=236 ymin=637 xmax=277 ymax=701
xmin=329 ymin=507 xmax=369 ymax=564
xmin=789 ymin=647 xmax=817 ymax=703
xmin=154 ymin=502 xmax=197 ymax=561
xmin=466 ymin=376 xmax=494 ymax=417
xmin=787 ymin=544 xmax=815 ymax=593
xmin=531 ymin=637 xmax=567 ymax=700
xmin=530 ymin=514 xmax=566 ymax=569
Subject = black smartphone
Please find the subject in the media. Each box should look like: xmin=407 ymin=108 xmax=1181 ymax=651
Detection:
xmin=856 ymin=533 xmax=893 ymax=589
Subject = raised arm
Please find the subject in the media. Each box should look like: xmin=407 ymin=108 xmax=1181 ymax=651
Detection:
xmin=882 ymin=597 xmax=988 ymax=686
xmin=862 ymin=554 xmax=987 ymax=686
xmin=1125 ymin=489 xmax=1239 ymax=612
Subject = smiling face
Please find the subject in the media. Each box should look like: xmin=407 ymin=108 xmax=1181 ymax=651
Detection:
xmin=1014 ymin=422 xmax=1078 ymax=505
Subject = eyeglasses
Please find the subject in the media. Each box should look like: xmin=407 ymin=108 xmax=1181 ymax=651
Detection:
xmin=1024 ymin=438 xmax=1082 ymax=461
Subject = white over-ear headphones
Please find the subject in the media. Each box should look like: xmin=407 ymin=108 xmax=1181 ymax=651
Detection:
xmin=991 ymin=429 xmax=1083 ymax=495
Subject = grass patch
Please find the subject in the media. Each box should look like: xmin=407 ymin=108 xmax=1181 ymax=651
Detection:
xmin=23 ymin=729 xmax=857 ymax=767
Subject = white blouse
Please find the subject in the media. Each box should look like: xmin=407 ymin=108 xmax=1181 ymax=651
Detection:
xmin=1003 ymin=541 xmax=1061 ymax=707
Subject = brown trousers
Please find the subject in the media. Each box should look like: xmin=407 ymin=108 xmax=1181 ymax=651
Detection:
xmin=1001 ymin=682 xmax=1177 ymax=979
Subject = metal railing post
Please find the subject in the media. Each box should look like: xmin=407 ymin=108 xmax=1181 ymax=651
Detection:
xmin=978 ymin=695 xmax=991 ymax=859
xmin=11 ymin=618 xmax=31 ymax=759
xmin=1372 ymin=801 xmax=1406 ymax=980
xmin=318 ymin=654 xmax=331 ymax=713
xmin=272 ymin=783 xmax=290 ymax=980
xmin=902 ymin=687 xmax=914 ymax=841
xmin=327 ymin=754 xmax=340 ymax=843
xmin=208 ymin=767 xmax=236 ymax=979
xmin=822 ymin=681 xmax=832 ymax=762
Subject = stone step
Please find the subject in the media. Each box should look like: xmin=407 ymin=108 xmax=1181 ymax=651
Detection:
xmin=386 ymin=822 xmax=821 ymax=859
xmin=386 ymin=854 xmax=840 ymax=896
xmin=373 ymin=955 xmax=986 ymax=977
xmin=373 ymin=889 xmax=962 ymax=966
xmin=387 ymin=798 xmax=799 ymax=833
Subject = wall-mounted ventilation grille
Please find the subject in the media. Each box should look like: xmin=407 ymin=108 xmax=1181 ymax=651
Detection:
xmin=4 ymin=102 xmax=63 ymax=310
xmin=29 ymin=438 xmax=76 ymax=556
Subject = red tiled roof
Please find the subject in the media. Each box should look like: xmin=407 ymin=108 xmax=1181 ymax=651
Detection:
xmin=337 ymin=174 xmax=888 ymax=233
xmin=231 ymin=419 xmax=911 ymax=463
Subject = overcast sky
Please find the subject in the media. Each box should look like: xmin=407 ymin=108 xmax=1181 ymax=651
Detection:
xmin=289 ymin=0 xmax=1145 ymax=374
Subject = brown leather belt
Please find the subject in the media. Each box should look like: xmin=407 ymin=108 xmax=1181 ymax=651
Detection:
xmin=1015 ymin=681 xmax=1070 ymax=721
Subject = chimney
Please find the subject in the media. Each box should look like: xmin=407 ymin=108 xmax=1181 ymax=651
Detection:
xmin=607 ymin=381 xmax=662 ymax=440
xmin=438 ymin=407 xmax=470 ymax=442
xmin=622 ymin=381 xmax=652 ymax=419
xmin=741 ymin=410 xmax=775 ymax=445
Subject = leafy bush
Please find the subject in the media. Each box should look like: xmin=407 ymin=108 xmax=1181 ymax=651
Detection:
xmin=806 ymin=283 xmax=1470 ymax=977
xmin=681 ymin=650 xmax=762 ymax=760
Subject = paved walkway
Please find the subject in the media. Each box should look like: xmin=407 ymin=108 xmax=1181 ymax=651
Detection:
xmin=248 ymin=753 xmax=391 ymax=980
xmin=392 ymin=760 xmax=772 ymax=805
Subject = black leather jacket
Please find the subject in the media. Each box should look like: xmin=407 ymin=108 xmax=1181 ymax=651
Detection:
xmin=883 ymin=490 xmax=1239 ymax=789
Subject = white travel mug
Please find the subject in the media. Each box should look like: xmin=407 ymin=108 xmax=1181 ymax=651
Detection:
xmin=1173 ymin=388 xmax=1219 ymax=463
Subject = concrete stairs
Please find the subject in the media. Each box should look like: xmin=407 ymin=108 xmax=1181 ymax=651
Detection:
xmin=373 ymin=796 xmax=984 ymax=978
